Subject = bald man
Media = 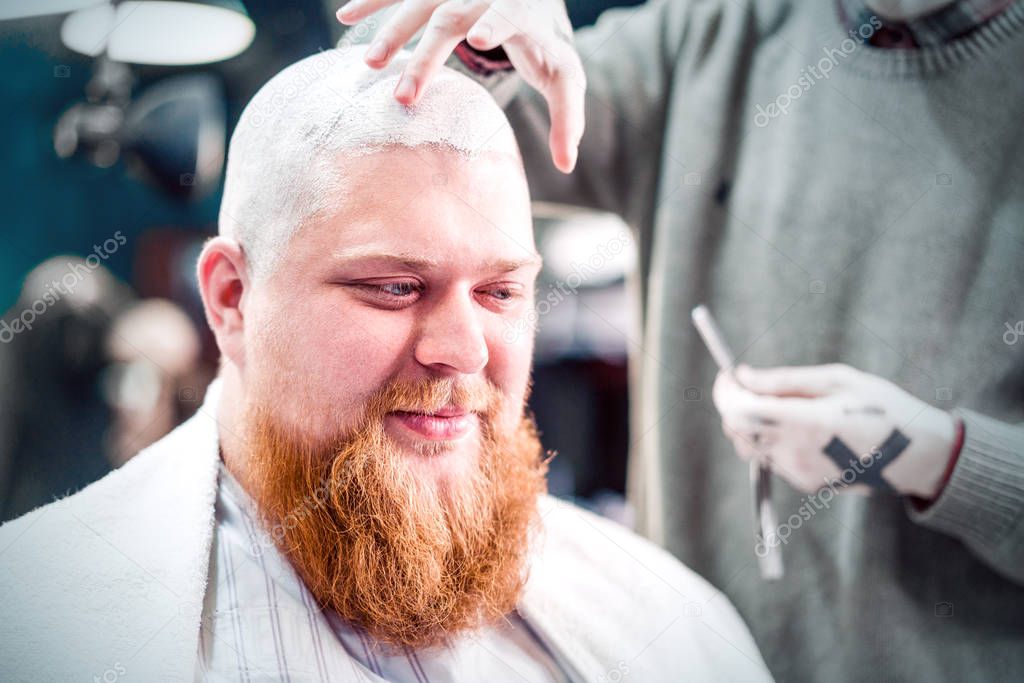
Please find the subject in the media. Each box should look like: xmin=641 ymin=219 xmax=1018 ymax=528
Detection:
xmin=0 ymin=49 xmax=769 ymax=682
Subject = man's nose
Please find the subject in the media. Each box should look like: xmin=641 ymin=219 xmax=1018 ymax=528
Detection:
xmin=413 ymin=290 xmax=489 ymax=374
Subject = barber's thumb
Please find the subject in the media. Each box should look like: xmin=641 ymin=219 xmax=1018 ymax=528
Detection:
xmin=712 ymin=368 xmax=743 ymax=413
xmin=735 ymin=363 xmax=831 ymax=397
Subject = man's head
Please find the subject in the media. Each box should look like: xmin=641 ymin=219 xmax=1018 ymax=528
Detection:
xmin=198 ymin=48 xmax=547 ymax=648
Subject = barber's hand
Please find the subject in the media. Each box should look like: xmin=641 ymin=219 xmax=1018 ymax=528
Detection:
xmin=336 ymin=0 xmax=585 ymax=173
xmin=712 ymin=363 xmax=957 ymax=498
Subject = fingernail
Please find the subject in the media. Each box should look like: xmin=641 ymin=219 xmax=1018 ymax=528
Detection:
xmin=394 ymin=74 xmax=416 ymax=101
xmin=365 ymin=41 xmax=388 ymax=62
xmin=337 ymin=1 xmax=357 ymax=18
xmin=468 ymin=24 xmax=493 ymax=45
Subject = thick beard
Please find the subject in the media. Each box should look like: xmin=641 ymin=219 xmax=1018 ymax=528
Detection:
xmin=241 ymin=376 xmax=548 ymax=650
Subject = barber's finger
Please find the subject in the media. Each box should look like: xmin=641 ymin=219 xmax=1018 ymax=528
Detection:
xmin=735 ymin=362 xmax=852 ymax=398
xmin=505 ymin=39 xmax=586 ymax=173
xmin=546 ymin=63 xmax=585 ymax=173
xmin=337 ymin=0 xmax=402 ymax=25
xmin=722 ymin=415 xmax=782 ymax=454
xmin=720 ymin=407 xmax=783 ymax=438
xmin=716 ymin=374 xmax=827 ymax=438
xmin=727 ymin=436 xmax=759 ymax=462
xmin=713 ymin=369 xmax=773 ymax=416
xmin=722 ymin=423 xmax=768 ymax=462
xmin=467 ymin=0 xmax=523 ymax=51
xmin=362 ymin=0 xmax=448 ymax=68
xmin=711 ymin=369 xmax=742 ymax=411
xmin=396 ymin=2 xmax=489 ymax=104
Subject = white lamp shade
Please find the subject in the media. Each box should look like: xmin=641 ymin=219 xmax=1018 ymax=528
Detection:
xmin=61 ymin=1 xmax=255 ymax=65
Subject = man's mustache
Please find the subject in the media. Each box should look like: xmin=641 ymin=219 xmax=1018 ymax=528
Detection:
xmin=365 ymin=376 xmax=502 ymax=420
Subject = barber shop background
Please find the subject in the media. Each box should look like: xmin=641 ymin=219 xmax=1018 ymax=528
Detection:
xmin=0 ymin=0 xmax=644 ymax=523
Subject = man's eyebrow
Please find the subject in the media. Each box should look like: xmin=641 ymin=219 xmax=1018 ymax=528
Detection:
xmin=329 ymin=248 xmax=543 ymax=273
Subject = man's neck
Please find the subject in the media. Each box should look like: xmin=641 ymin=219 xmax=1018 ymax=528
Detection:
xmin=865 ymin=0 xmax=957 ymax=20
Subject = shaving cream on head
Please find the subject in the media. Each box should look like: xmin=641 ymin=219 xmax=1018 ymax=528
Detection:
xmin=219 ymin=46 xmax=521 ymax=280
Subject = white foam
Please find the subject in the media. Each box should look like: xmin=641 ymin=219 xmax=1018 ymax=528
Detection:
xmin=218 ymin=46 xmax=520 ymax=279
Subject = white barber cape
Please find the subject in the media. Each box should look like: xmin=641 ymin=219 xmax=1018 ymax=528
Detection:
xmin=0 ymin=380 xmax=772 ymax=682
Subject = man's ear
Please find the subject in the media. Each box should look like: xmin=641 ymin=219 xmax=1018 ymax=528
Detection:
xmin=197 ymin=236 xmax=250 ymax=369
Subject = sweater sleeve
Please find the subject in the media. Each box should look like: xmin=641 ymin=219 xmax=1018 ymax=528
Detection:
xmin=907 ymin=407 xmax=1024 ymax=583
xmin=447 ymin=0 xmax=691 ymax=225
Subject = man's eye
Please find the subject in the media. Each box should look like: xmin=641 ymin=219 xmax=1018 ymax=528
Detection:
xmin=376 ymin=282 xmax=418 ymax=297
xmin=351 ymin=281 xmax=423 ymax=306
xmin=481 ymin=285 xmax=521 ymax=303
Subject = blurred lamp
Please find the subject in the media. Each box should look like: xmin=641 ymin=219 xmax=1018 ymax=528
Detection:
xmin=61 ymin=0 xmax=254 ymax=65
xmin=55 ymin=61 xmax=226 ymax=199
xmin=122 ymin=72 xmax=226 ymax=197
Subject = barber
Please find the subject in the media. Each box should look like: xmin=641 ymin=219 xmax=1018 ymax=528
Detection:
xmin=337 ymin=1 xmax=1024 ymax=680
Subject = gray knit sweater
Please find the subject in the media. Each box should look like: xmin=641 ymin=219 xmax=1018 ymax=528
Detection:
xmin=458 ymin=1 xmax=1024 ymax=680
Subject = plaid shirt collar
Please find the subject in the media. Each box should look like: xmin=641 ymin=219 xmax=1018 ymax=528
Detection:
xmin=837 ymin=0 xmax=1014 ymax=47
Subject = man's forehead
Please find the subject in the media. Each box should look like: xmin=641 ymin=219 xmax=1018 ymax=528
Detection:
xmin=285 ymin=146 xmax=536 ymax=271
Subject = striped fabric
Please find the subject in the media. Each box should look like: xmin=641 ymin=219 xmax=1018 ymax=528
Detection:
xmin=194 ymin=460 xmax=569 ymax=682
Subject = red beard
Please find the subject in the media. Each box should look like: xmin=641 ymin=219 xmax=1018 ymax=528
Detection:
xmin=242 ymin=376 xmax=548 ymax=649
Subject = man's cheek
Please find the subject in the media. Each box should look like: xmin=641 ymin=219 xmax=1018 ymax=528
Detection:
xmin=485 ymin=368 xmax=531 ymax=434
xmin=497 ymin=333 xmax=535 ymax=390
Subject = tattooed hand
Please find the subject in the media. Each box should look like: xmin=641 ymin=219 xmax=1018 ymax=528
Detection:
xmin=712 ymin=363 xmax=958 ymax=499
xmin=337 ymin=0 xmax=585 ymax=173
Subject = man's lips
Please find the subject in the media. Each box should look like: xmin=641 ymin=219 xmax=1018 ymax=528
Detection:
xmin=389 ymin=407 xmax=476 ymax=440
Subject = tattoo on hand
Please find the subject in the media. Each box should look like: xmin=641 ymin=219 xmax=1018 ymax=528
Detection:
xmin=822 ymin=429 xmax=910 ymax=493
